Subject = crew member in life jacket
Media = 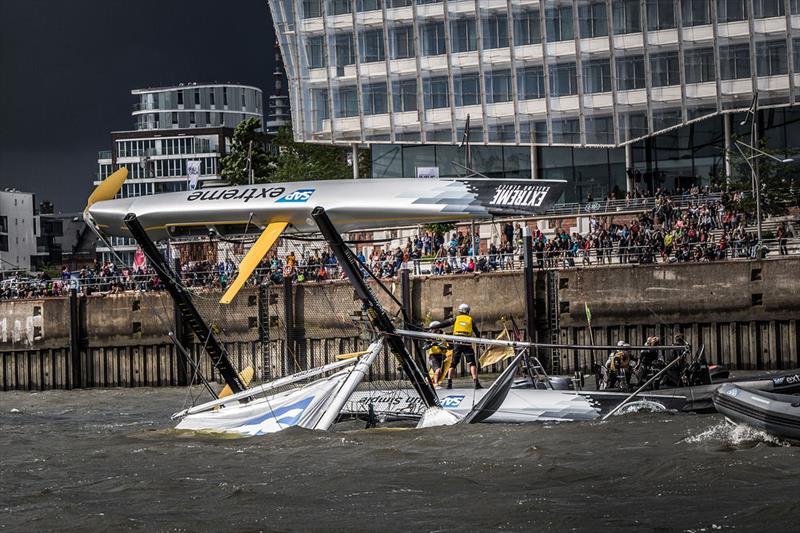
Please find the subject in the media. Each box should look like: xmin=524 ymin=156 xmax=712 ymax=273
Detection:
xmin=439 ymin=303 xmax=482 ymax=389
xmin=603 ymin=341 xmax=632 ymax=390
xmin=424 ymin=321 xmax=448 ymax=387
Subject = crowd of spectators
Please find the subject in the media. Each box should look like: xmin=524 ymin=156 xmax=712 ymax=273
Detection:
xmin=0 ymin=261 xmax=164 ymax=299
xmin=2 ymin=188 xmax=795 ymax=300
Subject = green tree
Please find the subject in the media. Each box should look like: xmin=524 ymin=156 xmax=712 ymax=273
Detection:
xmin=270 ymin=127 xmax=358 ymax=182
xmin=219 ymin=118 xmax=274 ymax=185
xmin=719 ymin=142 xmax=800 ymax=218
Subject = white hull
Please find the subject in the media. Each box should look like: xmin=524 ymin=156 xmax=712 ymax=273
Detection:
xmin=345 ymin=386 xmax=686 ymax=423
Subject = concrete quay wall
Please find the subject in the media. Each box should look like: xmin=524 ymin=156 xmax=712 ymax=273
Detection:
xmin=1 ymin=257 xmax=798 ymax=390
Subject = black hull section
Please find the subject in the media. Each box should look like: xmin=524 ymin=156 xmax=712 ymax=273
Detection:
xmin=713 ymin=384 xmax=800 ymax=442
xmin=594 ymin=371 xmax=800 ymax=413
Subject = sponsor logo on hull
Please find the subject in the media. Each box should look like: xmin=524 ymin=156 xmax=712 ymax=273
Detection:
xmin=276 ymin=189 xmax=315 ymax=203
xmin=489 ymin=185 xmax=552 ymax=208
xmin=186 ymin=186 xmax=286 ymax=203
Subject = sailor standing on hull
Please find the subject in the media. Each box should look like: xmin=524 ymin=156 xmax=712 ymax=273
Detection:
xmin=439 ymin=303 xmax=482 ymax=390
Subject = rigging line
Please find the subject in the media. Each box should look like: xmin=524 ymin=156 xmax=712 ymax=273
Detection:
xmin=101 ymin=229 xmax=213 ymax=403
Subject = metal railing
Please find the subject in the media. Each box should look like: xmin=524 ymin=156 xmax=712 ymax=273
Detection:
xmin=538 ymin=192 xmax=724 ymax=218
xmin=4 ymin=237 xmax=798 ymax=300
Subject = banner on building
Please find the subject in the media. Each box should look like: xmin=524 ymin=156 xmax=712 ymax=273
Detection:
xmin=415 ymin=166 xmax=439 ymax=179
xmin=187 ymin=160 xmax=201 ymax=191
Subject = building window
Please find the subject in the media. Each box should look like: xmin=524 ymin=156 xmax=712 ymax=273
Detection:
xmin=303 ymin=0 xmax=322 ymax=18
xmin=358 ymin=29 xmax=385 ymax=63
xmin=545 ymin=5 xmax=573 ymax=42
xmin=650 ymin=51 xmax=680 ymax=87
xmin=210 ymin=91 xmax=215 ymax=106
xmin=485 ymin=70 xmax=512 ymax=103
xmin=241 ymin=90 xmax=246 ymax=108
xmin=454 ymin=73 xmax=480 ymax=106
xmin=450 ymin=18 xmax=477 ymax=52
xmin=390 ymin=26 xmax=415 ymax=59
xmin=582 ymin=59 xmax=612 ymax=93
xmin=646 ymin=0 xmax=675 ymax=31
xmin=756 ymin=40 xmax=788 ymax=76
xmin=578 ymin=2 xmax=608 ymax=39
xmin=362 ymin=82 xmax=387 ymax=115
xmin=616 ymin=56 xmax=646 ymax=90
xmin=336 ymin=86 xmax=358 ymax=117
xmin=549 ymin=62 xmax=578 ymax=96
xmin=357 ymin=0 xmax=381 ymax=12
xmin=392 ymin=79 xmax=417 ymax=112
xmin=421 ymin=21 xmax=446 ymax=56
xmin=223 ymin=87 xmax=228 ymax=106
xmin=171 ymin=112 xmax=178 ymax=126
xmin=312 ymin=89 xmax=329 ymax=129
xmin=514 ymin=9 xmax=541 ymax=45
xmin=307 ymin=36 xmax=326 ymax=68
xmin=194 ymin=90 xmax=200 ymax=106
xmin=177 ymin=91 xmax=184 ymax=106
xmin=482 ymin=14 xmax=509 ymax=49
xmin=517 ymin=66 xmax=545 ymax=99
xmin=388 ymin=0 xmax=412 ymax=6
xmin=681 ymin=0 xmax=711 ymax=26
xmin=329 ymin=0 xmax=351 ymax=15
xmin=717 ymin=0 xmax=746 ymax=22
xmin=585 ymin=116 xmax=614 ymax=144
xmin=719 ymin=43 xmax=750 ymax=79
xmin=423 ymin=76 xmax=449 ymax=109
xmin=488 ymin=123 xmax=516 ymax=142
xmin=551 ymin=118 xmax=581 ymax=144
xmin=753 ymin=0 xmax=785 ymax=18
xmin=684 ymin=48 xmax=715 ymax=83
xmin=613 ymin=0 xmax=641 ymax=34
xmin=794 ymin=38 xmax=800 ymax=71
xmin=0 ymin=234 xmax=7 ymax=252
xmin=0 ymin=216 xmax=7 ymax=233
xmin=335 ymin=33 xmax=355 ymax=66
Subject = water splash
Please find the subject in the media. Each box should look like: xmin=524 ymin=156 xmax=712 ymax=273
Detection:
xmin=682 ymin=420 xmax=791 ymax=448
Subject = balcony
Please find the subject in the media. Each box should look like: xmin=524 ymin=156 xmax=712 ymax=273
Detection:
xmin=133 ymin=101 xmax=160 ymax=112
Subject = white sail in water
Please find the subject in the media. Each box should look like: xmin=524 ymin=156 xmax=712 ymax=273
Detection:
xmin=174 ymin=340 xmax=383 ymax=437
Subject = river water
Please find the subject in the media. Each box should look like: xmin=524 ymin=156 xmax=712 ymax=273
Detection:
xmin=1 ymin=387 xmax=797 ymax=532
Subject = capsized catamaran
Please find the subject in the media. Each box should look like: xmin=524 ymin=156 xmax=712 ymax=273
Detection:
xmin=84 ymin=169 xmax=566 ymax=433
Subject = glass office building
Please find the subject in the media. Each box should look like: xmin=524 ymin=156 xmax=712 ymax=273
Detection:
xmin=269 ymin=0 xmax=800 ymax=199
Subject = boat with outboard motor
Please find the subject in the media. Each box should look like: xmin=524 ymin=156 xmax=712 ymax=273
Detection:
xmin=712 ymin=383 xmax=800 ymax=442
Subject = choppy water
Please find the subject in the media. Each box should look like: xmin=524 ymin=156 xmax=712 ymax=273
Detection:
xmin=1 ymin=388 xmax=797 ymax=532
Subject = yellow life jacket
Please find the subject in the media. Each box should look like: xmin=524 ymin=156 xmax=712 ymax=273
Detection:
xmin=452 ymin=314 xmax=474 ymax=336
xmin=609 ymin=350 xmax=630 ymax=370
xmin=428 ymin=342 xmax=447 ymax=356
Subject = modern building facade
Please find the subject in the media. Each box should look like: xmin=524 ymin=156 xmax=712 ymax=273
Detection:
xmin=0 ymin=189 xmax=39 ymax=273
xmin=94 ymin=83 xmax=265 ymax=261
xmin=267 ymin=41 xmax=293 ymax=136
xmin=268 ymin=0 xmax=800 ymax=200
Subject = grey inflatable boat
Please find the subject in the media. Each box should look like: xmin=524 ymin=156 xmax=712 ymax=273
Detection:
xmin=713 ymin=383 xmax=800 ymax=442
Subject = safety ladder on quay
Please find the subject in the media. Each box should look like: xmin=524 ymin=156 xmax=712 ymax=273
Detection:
xmin=546 ymin=270 xmax=561 ymax=374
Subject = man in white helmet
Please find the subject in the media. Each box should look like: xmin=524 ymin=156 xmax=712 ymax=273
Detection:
xmin=438 ymin=303 xmax=482 ymax=389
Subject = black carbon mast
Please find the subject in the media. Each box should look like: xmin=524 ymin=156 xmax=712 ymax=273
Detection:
xmin=311 ymin=206 xmax=439 ymax=408
xmin=124 ymin=213 xmax=246 ymax=394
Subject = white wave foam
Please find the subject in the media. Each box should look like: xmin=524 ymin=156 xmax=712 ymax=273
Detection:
xmin=683 ymin=420 xmax=791 ymax=448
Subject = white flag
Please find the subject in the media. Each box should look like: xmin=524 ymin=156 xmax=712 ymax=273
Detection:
xmin=187 ymin=160 xmax=201 ymax=191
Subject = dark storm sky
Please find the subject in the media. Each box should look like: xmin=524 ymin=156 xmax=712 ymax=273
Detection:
xmin=0 ymin=0 xmax=277 ymax=213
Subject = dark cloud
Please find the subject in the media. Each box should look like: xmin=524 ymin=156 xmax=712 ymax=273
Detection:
xmin=0 ymin=0 xmax=276 ymax=212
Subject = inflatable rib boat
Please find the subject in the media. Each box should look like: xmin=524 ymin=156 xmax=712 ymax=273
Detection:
xmin=712 ymin=383 xmax=800 ymax=442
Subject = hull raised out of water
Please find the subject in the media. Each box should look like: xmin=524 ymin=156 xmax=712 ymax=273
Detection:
xmin=87 ymin=178 xmax=566 ymax=240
